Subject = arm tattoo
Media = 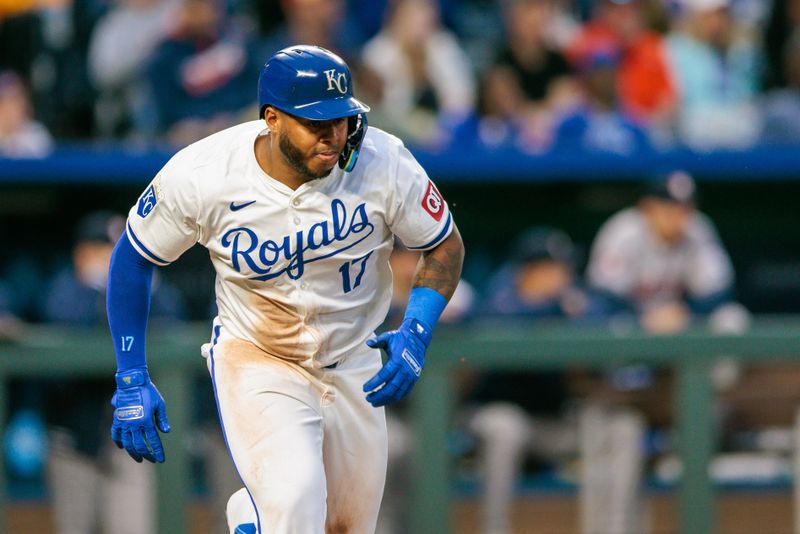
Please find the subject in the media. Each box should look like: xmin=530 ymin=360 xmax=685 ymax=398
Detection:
xmin=412 ymin=226 xmax=465 ymax=300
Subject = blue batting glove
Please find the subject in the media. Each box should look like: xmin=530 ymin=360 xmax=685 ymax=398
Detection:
xmin=111 ymin=368 xmax=170 ymax=463
xmin=363 ymin=318 xmax=432 ymax=407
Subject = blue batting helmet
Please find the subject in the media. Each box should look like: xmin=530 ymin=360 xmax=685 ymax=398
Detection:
xmin=258 ymin=45 xmax=369 ymax=121
xmin=258 ymin=45 xmax=369 ymax=171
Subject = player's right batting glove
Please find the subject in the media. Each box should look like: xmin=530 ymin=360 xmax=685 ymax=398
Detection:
xmin=363 ymin=318 xmax=432 ymax=407
xmin=111 ymin=367 xmax=170 ymax=463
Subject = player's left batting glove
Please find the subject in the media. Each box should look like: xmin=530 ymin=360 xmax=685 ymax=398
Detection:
xmin=111 ymin=368 xmax=170 ymax=463
xmin=363 ymin=318 xmax=432 ymax=407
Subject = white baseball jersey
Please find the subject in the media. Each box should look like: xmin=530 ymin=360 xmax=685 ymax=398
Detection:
xmin=587 ymin=207 xmax=733 ymax=309
xmin=126 ymin=120 xmax=453 ymax=368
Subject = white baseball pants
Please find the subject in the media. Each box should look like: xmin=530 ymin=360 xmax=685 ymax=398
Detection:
xmin=203 ymin=327 xmax=388 ymax=534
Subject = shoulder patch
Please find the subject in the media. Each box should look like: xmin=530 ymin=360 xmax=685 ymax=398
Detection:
xmin=137 ymin=176 xmax=163 ymax=218
xmin=421 ymin=180 xmax=444 ymax=222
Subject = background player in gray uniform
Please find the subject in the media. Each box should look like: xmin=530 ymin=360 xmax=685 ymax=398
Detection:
xmin=581 ymin=170 xmax=738 ymax=534
xmin=105 ymin=45 xmax=464 ymax=534
xmin=587 ymin=170 xmax=735 ymax=331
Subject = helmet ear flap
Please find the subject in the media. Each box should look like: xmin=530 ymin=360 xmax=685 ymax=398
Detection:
xmin=339 ymin=113 xmax=368 ymax=172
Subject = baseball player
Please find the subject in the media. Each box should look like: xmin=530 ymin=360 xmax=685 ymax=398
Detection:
xmin=587 ymin=170 xmax=734 ymax=331
xmin=582 ymin=170 xmax=734 ymax=534
xmin=105 ymin=45 xmax=464 ymax=534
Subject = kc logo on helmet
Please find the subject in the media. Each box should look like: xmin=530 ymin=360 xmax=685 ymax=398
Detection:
xmin=421 ymin=181 xmax=444 ymax=222
xmin=324 ymin=69 xmax=348 ymax=94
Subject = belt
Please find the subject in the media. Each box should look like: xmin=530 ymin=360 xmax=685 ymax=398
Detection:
xmin=323 ymin=361 xmax=339 ymax=370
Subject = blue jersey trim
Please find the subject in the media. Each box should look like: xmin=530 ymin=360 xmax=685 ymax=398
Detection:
xmin=126 ymin=222 xmax=170 ymax=265
xmin=209 ymin=325 xmax=262 ymax=533
xmin=407 ymin=212 xmax=453 ymax=251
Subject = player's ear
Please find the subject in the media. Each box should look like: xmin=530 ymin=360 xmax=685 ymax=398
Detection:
xmin=264 ymin=106 xmax=279 ymax=131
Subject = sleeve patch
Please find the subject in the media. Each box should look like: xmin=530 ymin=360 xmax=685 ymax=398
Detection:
xmin=421 ymin=180 xmax=445 ymax=222
xmin=137 ymin=176 xmax=163 ymax=219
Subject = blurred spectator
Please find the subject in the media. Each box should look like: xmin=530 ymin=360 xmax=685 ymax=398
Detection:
xmin=760 ymin=30 xmax=800 ymax=144
xmin=248 ymin=0 xmax=285 ymax=38
xmin=88 ymin=0 xmax=181 ymax=138
xmin=551 ymin=47 xmax=653 ymax=155
xmin=667 ymin=0 xmax=762 ymax=149
xmin=547 ymin=0 xmax=582 ymax=49
xmin=41 ymin=210 xmax=186 ymax=534
xmin=764 ymin=0 xmax=800 ymax=89
xmin=361 ymin=0 xmax=476 ymax=146
xmin=567 ymin=0 xmax=677 ymax=126
xmin=347 ymin=0 xmax=461 ymax=42
xmin=145 ymin=0 xmax=257 ymax=145
xmin=31 ymin=0 xmax=107 ymax=139
xmin=586 ymin=170 xmax=736 ymax=333
xmin=466 ymin=227 xmax=607 ymax=534
xmin=260 ymin=0 xmax=364 ymax=63
xmin=0 ymin=70 xmax=53 ymax=157
xmin=346 ymin=0 xmax=393 ymax=42
xmin=0 ymin=9 xmax=40 ymax=82
xmin=478 ymin=0 xmax=579 ymax=150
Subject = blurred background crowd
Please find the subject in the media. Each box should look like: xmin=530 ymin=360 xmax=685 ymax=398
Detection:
xmin=1 ymin=0 xmax=800 ymax=533
xmin=2 ymin=0 xmax=800 ymax=154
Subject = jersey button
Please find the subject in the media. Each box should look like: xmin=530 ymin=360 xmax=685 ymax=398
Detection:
xmin=293 ymin=216 xmax=301 ymax=225
xmin=300 ymin=282 xmax=308 ymax=290
xmin=292 ymin=198 xmax=301 ymax=207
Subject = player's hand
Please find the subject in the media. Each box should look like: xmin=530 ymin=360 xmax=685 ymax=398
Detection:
xmin=110 ymin=368 xmax=170 ymax=463
xmin=363 ymin=319 xmax=431 ymax=407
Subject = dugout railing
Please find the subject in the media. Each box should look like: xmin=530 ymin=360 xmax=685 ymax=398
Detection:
xmin=1 ymin=320 xmax=800 ymax=533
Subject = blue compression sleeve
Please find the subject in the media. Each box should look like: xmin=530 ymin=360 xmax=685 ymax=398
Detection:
xmin=403 ymin=287 xmax=448 ymax=331
xmin=107 ymin=231 xmax=155 ymax=372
